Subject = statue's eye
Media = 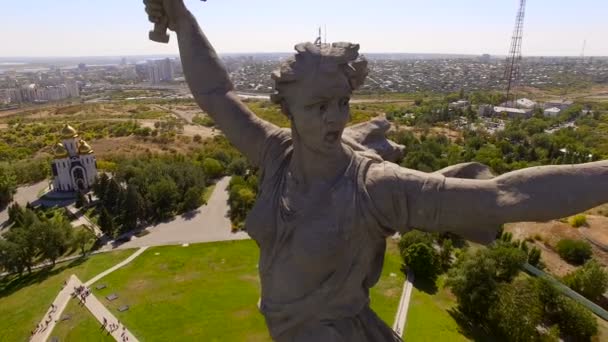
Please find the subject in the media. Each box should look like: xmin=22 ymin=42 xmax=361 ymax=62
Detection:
xmin=319 ymin=103 xmax=328 ymax=112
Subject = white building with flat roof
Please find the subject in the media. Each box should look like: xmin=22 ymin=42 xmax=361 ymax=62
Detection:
xmin=544 ymin=107 xmax=562 ymax=117
xmin=516 ymin=98 xmax=537 ymax=109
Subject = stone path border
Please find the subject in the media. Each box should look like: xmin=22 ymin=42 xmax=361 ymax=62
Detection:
xmin=392 ymin=270 xmax=414 ymax=337
xmin=29 ymin=246 xmax=148 ymax=342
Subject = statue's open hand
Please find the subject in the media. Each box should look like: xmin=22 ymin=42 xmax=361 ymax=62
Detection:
xmin=144 ymin=0 xmax=187 ymax=31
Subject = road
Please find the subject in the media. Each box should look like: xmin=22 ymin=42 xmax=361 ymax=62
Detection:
xmin=0 ymin=181 xmax=49 ymax=230
xmin=112 ymin=177 xmax=249 ymax=249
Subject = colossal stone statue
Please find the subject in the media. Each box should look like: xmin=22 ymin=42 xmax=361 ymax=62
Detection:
xmin=144 ymin=1 xmax=608 ymax=341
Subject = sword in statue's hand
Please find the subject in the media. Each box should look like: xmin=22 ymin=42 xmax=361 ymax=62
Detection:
xmin=149 ymin=0 xmax=206 ymax=43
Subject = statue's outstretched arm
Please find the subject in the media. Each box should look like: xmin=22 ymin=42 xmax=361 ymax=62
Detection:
xmin=367 ymin=160 xmax=608 ymax=243
xmin=145 ymin=0 xmax=279 ymax=166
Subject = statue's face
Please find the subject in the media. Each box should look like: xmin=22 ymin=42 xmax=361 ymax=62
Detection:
xmin=282 ymin=71 xmax=351 ymax=154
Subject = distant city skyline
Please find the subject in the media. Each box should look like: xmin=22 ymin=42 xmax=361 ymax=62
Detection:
xmin=2 ymin=0 xmax=607 ymax=57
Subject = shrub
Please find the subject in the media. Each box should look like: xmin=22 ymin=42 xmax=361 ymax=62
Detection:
xmin=202 ymin=158 xmax=225 ymax=179
xmin=563 ymin=259 xmax=608 ymax=301
xmin=527 ymin=247 xmax=542 ymax=267
xmin=556 ymin=239 xmax=592 ymax=265
xmin=552 ymin=296 xmax=597 ymax=340
xmin=569 ymin=214 xmax=587 ymax=228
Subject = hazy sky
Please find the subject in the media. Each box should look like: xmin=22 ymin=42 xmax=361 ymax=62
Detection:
xmin=2 ymin=0 xmax=607 ymax=57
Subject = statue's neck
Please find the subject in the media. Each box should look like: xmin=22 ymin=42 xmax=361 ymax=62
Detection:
xmin=288 ymin=132 xmax=352 ymax=192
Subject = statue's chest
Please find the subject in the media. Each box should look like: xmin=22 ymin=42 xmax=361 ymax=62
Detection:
xmin=246 ymin=171 xmax=360 ymax=262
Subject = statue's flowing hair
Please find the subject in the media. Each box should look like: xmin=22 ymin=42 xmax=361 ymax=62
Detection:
xmin=270 ymin=42 xmax=369 ymax=104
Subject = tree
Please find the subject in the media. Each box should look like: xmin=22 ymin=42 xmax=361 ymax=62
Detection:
xmin=489 ymin=243 xmax=527 ymax=282
xmin=398 ymin=230 xmax=434 ymax=255
xmin=120 ymin=184 xmax=145 ymax=232
xmin=182 ymin=186 xmax=204 ymax=212
xmin=402 ymin=243 xmax=440 ymax=281
xmin=0 ymin=165 xmax=17 ymax=208
xmin=446 ymin=249 xmax=498 ymax=321
xmin=36 ymin=214 xmax=73 ymax=266
xmin=536 ymin=278 xmax=598 ymax=341
xmin=0 ymin=240 xmax=24 ymax=274
xmin=556 ymin=239 xmax=592 ymax=265
xmin=73 ymin=228 xmax=96 ymax=256
xmin=563 ymin=259 xmax=608 ymax=301
xmin=147 ymin=178 xmax=180 ymax=221
xmin=489 ymin=279 xmax=543 ymax=342
xmin=92 ymin=173 xmax=110 ymax=202
xmin=439 ymin=239 xmax=454 ymax=271
xmin=7 ymin=202 xmax=24 ymax=224
xmin=98 ymin=207 xmax=116 ymax=237
xmin=103 ymin=179 xmax=122 ymax=212
xmin=4 ymin=224 xmax=39 ymax=274
xmin=552 ymin=295 xmax=597 ymax=340
xmin=446 ymin=243 xmax=526 ymax=322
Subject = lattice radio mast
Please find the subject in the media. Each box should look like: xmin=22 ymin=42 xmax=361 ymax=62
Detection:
xmin=504 ymin=0 xmax=527 ymax=105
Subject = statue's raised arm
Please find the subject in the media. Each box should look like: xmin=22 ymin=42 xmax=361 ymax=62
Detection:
xmin=144 ymin=0 xmax=280 ymax=166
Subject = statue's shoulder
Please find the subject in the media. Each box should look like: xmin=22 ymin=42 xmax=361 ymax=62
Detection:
xmin=363 ymin=160 xmax=401 ymax=197
xmin=259 ymin=128 xmax=293 ymax=179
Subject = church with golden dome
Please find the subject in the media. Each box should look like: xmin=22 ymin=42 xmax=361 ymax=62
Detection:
xmin=51 ymin=124 xmax=98 ymax=192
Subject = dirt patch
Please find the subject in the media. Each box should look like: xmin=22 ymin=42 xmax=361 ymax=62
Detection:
xmin=182 ymin=124 xmax=217 ymax=139
xmin=0 ymin=124 xmax=7 ymax=130
xmin=89 ymin=135 xmax=202 ymax=159
xmin=232 ymin=307 xmax=256 ymax=319
xmin=174 ymin=272 xmax=201 ymax=283
xmin=383 ymin=288 xmax=400 ymax=298
xmin=127 ymin=279 xmax=151 ymax=291
xmin=506 ymin=215 xmax=608 ymax=277
xmin=391 ymin=125 xmax=462 ymax=142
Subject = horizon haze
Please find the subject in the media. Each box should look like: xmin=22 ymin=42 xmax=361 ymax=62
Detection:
xmin=1 ymin=0 xmax=607 ymax=57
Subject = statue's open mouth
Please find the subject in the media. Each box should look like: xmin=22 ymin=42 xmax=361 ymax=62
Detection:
xmin=324 ymin=131 xmax=341 ymax=143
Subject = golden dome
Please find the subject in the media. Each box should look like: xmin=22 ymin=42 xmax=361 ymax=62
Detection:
xmin=52 ymin=143 xmax=68 ymax=158
xmin=60 ymin=124 xmax=78 ymax=139
xmin=78 ymin=140 xmax=93 ymax=154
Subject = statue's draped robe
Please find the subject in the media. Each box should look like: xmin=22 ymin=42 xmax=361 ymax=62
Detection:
xmin=247 ymin=129 xmax=406 ymax=342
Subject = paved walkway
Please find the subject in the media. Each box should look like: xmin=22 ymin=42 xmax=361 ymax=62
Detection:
xmin=85 ymin=247 xmax=148 ymax=287
xmin=392 ymin=270 xmax=414 ymax=337
xmin=66 ymin=204 xmax=104 ymax=237
xmin=29 ymin=247 xmax=147 ymax=341
xmin=75 ymin=276 xmax=139 ymax=342
xmin=0 ymin=181 xmax=49 ymax=230
xmin=114 ymin=177 xmax=249 ymax=249
xmin=30 ymin=275 xmax=80 ymax=342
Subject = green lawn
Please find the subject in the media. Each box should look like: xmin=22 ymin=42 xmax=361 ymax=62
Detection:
xmin=404 ymin=276 xmax=471 ymax=342
xmin=90 ymin=240 xmax=270 ymax=342
xmin=370 ymin=239 xmax=406 ymax=325
xmin=0 ymin=249 xmax=136 ymax=342
xmin=88 ymin=239 xmax=404 ymax=341
xmin=50 ymin=298 xmax=114 ymax=342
